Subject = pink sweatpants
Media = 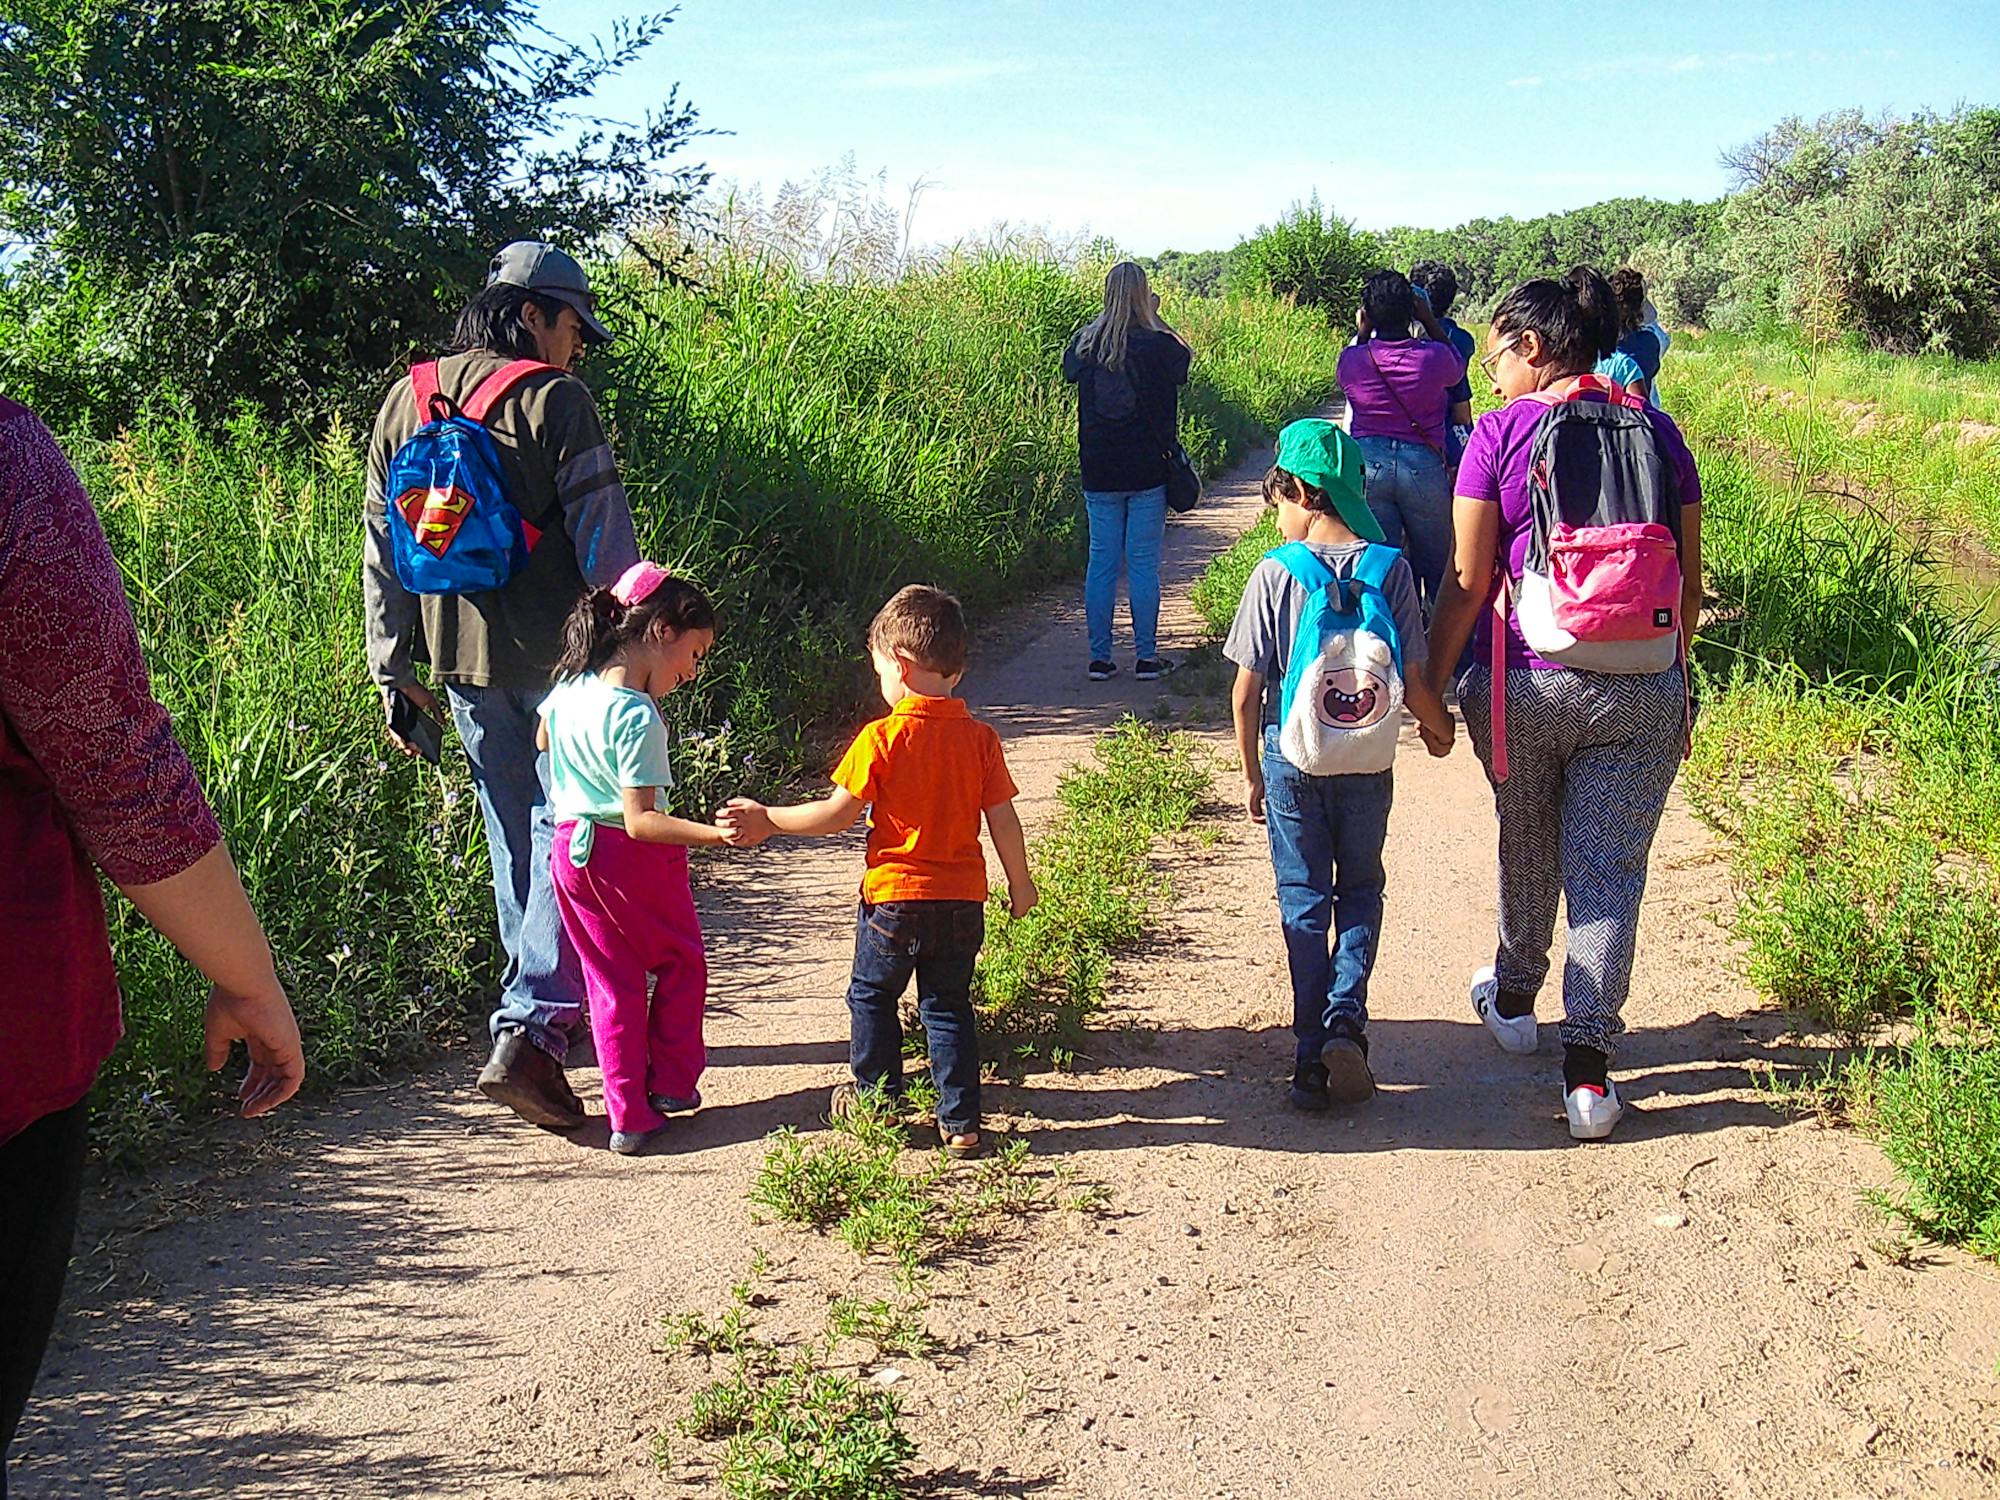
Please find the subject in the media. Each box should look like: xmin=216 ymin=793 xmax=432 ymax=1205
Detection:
xmin=551 ymin=822 xmax=707 ymax=1135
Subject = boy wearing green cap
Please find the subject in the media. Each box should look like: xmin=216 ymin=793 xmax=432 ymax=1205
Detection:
xmin=1223 ymin=419 xmax=1454 ymax=1109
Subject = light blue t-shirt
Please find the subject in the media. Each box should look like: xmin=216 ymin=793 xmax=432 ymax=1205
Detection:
xmin=540 ymin=673 xmax=673 ymax=863
xmin=1595 ymin=350 xmax=1647 ymax=390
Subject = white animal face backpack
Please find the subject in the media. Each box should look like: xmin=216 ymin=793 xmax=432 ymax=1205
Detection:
xmin=1269 ymin=542 xmax=1406 ymax=776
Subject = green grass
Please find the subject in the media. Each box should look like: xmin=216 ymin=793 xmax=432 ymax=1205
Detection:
xmin=69 ymin=256 xmax=1333 ymax=1161
xmin=975 ymin=716 xmax=1215 ymax=1055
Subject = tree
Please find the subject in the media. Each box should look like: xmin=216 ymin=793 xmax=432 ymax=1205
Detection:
xmin=1225 ymin=197 xmax=1381 ymax=321
xmin=0 ymin=1 xmax=708 ymax=424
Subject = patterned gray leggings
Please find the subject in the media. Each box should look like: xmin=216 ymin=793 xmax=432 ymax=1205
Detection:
xmin=1459 ymin=664 xmax=1686 ymax=1056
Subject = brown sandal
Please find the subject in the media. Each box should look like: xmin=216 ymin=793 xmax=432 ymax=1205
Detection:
xmin=939 ymin=1128 xmax=982 ymax=1160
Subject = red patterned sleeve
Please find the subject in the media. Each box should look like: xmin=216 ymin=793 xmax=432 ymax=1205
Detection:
xmin=0 ymin=402 xmax=221 ymax=885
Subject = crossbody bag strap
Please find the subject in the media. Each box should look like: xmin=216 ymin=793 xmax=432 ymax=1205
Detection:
xmin=1365 ymin=343 xmax=1446 ymax=461
xmin=1489 ymin=570 xmax=1512 ymax=784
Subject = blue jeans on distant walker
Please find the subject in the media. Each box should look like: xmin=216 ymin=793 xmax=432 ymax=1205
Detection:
xmin=1261 ymin=725 xmax=1393 ymax=1063
xmin=1356 ymin=435 xmax=1451 ymax=612
xmin=1083 ymin=485 xmax=1168 ymax=663
xmin=446 ymin=683 xmax=587 ymax=1061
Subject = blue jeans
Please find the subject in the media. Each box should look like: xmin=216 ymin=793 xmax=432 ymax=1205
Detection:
xmin=1083 ymin=485 xmax=1168 ymax=663
xmin=447 ymin=683 xmax=586 ymax=1060
xmin=846 ymin=900 xmax=985 ymax=1133
xmin=1261 ymin=725 xmax=1393 ymax=1063
xmin=1356 ymin=436 xmax=1451 ymax=612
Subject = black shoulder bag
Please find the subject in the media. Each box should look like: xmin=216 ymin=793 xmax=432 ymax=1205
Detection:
xmin=1123 ymin=352 xmax=1201 ymax=514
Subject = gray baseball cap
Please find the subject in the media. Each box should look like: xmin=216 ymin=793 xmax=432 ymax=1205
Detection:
xmin=486 ymin=241 xmax=612 ymax=345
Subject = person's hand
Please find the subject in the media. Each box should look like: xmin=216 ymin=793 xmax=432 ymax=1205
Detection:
xmin=1419 ymin=720 xmax=1455 ymax=758
xmin=717 ymin=798 xmax=774 ymax=847
xmin=1009 ymin=877 xmax=1040 ymax=921
xmin=383 ymin=681 xmax=442 ymax=758
xmin=203 ymin=980 xmax=305 ymax=1118
xmin=1245 ymin=769 xmax=1266 ymax=823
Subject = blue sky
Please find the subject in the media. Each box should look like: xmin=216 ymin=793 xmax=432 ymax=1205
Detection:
xmin=564 ymin=0 xmax=2000 ymax=254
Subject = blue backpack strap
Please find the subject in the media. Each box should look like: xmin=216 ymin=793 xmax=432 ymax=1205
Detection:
xmin=1352 ymin=543 xmax=1399 ymax=592
xmin=1268 ymin=540 xmax=1336 ymax=592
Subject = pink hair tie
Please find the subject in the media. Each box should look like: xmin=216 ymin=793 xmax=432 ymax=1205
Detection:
xmin=610 ymin=561 xmax=671 ymax=606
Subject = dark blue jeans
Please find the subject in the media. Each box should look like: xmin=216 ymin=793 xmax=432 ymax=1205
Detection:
xmin=847 ymin=900 xmax=985 ymax=1133
xmin=1261 ymin=725 xmax=1393 ymax=1063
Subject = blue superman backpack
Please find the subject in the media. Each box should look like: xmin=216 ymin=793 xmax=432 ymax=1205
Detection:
xmin=384 ymin=358 xmax=555 ymax=595
xmin=1270 ymin=541 xmax=1406 ymax=775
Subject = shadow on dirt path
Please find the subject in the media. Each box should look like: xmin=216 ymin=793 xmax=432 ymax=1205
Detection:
xmin=18 ymin=419 xmax=2000 ymax=1500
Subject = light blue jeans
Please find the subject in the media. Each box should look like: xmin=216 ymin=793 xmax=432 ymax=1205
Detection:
xmin=446 ymin=683 xmax=586 ymax=1060
xmin=1356 ymin=435 xmax=1451 ymax=613
xmin=1083 ymin=485 xmax=1168 ymax=663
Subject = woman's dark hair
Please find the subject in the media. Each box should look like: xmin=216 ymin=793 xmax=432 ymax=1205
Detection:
xmin=1608 ymin=267 xmax=1647 ymax=334
xmin=554 ymin=576 xmax=718 ymax=680
xmin=1489 ymin=266 xmax=1621 ymax=373
xmin=1360 ymin=269 xmax=1416 ymax=338
xmin=449 ymin=283 xmax=575 ymax=359
xmin=1408 ymin=260 xmax=1459 ymax=319
xmin=1262 ymin=464 xmax=1333 ymax=515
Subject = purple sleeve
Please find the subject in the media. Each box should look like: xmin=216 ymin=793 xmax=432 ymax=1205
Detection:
xmin=1457 ymin=409 xmax=1505 ymax=502
xmin=1648 ymin=409 xmax=1702 ymax=506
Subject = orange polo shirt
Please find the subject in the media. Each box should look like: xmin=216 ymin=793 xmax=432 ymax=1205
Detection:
xmin=831 ymin=695 xmax=1018 ymax=904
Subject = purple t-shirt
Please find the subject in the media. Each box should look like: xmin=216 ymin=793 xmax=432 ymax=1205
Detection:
xmin=1460 ymin=394 xmax=1702 ymax=671
xmin=1338 ymin=338 xmax=1466 ymax=451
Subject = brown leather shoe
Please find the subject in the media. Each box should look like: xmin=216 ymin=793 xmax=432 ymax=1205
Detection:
xmin=477 ymin=1030 xmax=586 ymax=1130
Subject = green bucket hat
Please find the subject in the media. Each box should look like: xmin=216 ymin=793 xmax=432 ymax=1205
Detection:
xmin=1273 ymin=419 xmax=1384 ymax=543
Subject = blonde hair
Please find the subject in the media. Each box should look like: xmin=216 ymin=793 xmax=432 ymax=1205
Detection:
xmin=1076 ymin=260 xmax=1158 ymax=371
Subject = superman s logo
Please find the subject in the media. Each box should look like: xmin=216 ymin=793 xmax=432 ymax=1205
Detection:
xmin=395 ymin=483 xmax=478 ymax=558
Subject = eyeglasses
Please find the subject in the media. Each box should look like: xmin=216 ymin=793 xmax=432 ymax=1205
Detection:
xmin=1478 ymin=339 xmax=1518 ymax=376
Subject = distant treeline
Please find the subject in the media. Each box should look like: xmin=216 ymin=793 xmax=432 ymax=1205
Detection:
xmin=1149 ymin=105 xmax=2000 ymax=360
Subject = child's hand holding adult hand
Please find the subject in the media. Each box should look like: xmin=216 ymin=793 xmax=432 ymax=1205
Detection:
xmin=1419 ymin=719 xmax=1455 ymax=757
xmin=1009 ymin=877 xmax=1040 ymax=921
xmin=717 ymin=798 xmax=774 ymax=847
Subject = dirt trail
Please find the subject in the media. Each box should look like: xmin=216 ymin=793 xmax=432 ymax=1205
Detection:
xmin=20 ymin=438 xmax=2000 ymax=1500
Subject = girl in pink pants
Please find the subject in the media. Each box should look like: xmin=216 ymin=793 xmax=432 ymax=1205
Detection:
xmin=538 ymin=562 xmax=727 ymax=1154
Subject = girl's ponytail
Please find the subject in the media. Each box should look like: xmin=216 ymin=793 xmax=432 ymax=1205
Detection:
xmin=553 ymin=574 xmax=719 ymax=682
xmin=1565 ymin=265 xmax=1621 ymax=360
xmin=555 ymin=587 xmax=625 ymax=680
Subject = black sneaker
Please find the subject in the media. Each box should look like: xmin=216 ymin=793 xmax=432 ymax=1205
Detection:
xmin=1321 ymin=1035 xmax=1376 ymax=1104
xmin=1088 ymin=660 xmax=1118 ymax=682
xmin=1134 ymin=657 xmax=1174 ymax=681
xmin=1288 ymin=1060 xmax=1330 ymax=1112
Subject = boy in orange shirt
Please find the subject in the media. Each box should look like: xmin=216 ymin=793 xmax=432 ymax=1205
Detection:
xmin=720 ymin=586 xmax=1037 ymax=1157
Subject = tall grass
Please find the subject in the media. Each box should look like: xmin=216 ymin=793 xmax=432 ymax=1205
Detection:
xmin=74 ymin=253 xmax=1342 ymax=1159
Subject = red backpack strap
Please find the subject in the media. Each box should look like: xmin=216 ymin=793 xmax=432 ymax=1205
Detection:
xmin=462 ymin=359 xmax=556 ymax=423
xmin=409 ymin=361 xmax=442 ymax=422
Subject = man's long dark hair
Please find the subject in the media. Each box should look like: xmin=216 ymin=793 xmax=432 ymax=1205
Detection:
xmin=449 ymin=284 xmax=572 ymax=359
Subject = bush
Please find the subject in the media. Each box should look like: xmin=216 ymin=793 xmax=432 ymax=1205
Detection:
xmin=1225 ymin=197 xmax=1381 ymax=320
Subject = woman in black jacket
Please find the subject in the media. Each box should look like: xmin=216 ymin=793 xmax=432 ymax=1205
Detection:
xmin=1062 ymin=260 xmax=1191 ymax=682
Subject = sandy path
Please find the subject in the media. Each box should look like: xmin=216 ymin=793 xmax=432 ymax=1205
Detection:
xmin=18 ymin=437 xmax=2000 ymax=1500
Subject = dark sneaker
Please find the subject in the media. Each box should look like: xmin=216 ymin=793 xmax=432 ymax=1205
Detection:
xmin=1088 ymin=660 xmax=1118 ymax=682
xmin=1321 ymin=1036 xmax=1376 ymax=1104
xmin=609 ymin=1125 xmax=667 ymax=1156
xmin=1134 ymin=657 xmax=1175 ymax=681
xmin=477 ymin=1030 xmax=587 ymax=1131
xmin=648 ymin=1091 xmax=702 ymax=1115
xmin=1288 ymin=1060 xmax=1330 ymax=1112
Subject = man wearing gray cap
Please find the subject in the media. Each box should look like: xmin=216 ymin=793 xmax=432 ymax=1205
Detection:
xmin=362 ymin=240 xmax=640 ymax=1131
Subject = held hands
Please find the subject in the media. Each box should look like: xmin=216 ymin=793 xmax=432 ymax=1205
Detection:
xmin=716 ymin=797 xmax=774 ymax=847
xmin=202 ymin=980 xmax=305 ymax=1118
xmin=1418 ymin=720 xmax=1455 ymax=757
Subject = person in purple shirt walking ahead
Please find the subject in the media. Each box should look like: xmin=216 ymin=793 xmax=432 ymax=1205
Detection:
xmin=1336 ymin=270 xmax=1467 ymax=614
xmin=1424 ymin=267 xmax=1705 ymax=1142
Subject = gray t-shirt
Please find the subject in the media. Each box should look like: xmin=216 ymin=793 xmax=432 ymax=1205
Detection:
xmin=1222 ymin=542 xmax=1428 ymax=726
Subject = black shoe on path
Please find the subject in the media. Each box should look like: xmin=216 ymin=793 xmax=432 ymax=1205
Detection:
xmin=1088 ymin=660 xmax=1117 ymax=682
xmin=1288 ymin=1060 xmax=1330 ymax=1112
xmin=1321 ymin=1036 xmax=1376 ymax=1104
xmin=478 ymin=1030 xmax=587 ymax=1131
xmin=1135 ymin=657 xmax=1174 ymax=681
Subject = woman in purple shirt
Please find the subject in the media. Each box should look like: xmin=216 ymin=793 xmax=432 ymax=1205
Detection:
xmin=1425 ymin=268 xmax=1704 ymax=1142
xmin=1335 ymin=270 xmax=1466 ymax=612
